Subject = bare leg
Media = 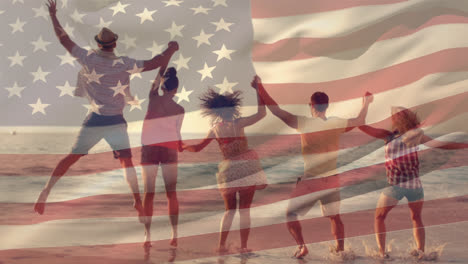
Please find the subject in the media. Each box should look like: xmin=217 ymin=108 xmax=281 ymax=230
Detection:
xmin=286 ymin=212 xmax=309 ymax=258
xmin=142 ymin=164 xmax=158 ymax=245
xmin=408 ymin=199 xmax=425 ymax=253
xmin=328 ymin=214 xmax=345 ymax=252
xmin=286 ymin=187 xmax=315 ymax=258
xmin=119 ymin=157 xmax=144 ymax=222
xmin=218 ymin=190 xmax=237 ymax=252
xmin=161 ymin=163 xmax=179 ymax=247
xmin=34 ymin=154 xmax=83 ymax=214
xmin=375 ymin=193 xmax=398 ymax=256
xmin=238 ymin=187 xmax=256 ymax=250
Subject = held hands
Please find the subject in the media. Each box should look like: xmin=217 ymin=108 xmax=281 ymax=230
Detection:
xmin=250 ymin=75 xmax=262 ymax=90
xmin=46 ymin=0 xmax=57 ymax=16
xmin=168 ymin=41 xmax=179 ymax=52
xmin=363 ymin=91 xmax=374 ymax=105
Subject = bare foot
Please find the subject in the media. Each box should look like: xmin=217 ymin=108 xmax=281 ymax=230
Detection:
xmin=216 ymin=246 xmax=229 ymax=255
xmin=239 ymin=248 xmax=252 ymax=254
xmin=133 ymin=200 xmax=145 ymax=223
xmin=410 ymin=249 xmax=424 ymax=260
xmin=293 ymin=245 xmax=309 ymax=259
xmin=34 ymin=189 xmax=50 ymax=215
xmin=144 ymin=230 xmax=151 ymax=245
xmin=379 ymin=252 xmax=390 ymax=259
xmin=330 ymin=245 xmax=344 ymax=254
xmin=143 ymin=241 xmax=152 ymax=249
xmin=169 ymin=237 xmax=178 ymax=248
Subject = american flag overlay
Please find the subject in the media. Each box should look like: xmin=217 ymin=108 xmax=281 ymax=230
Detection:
xmin=1 ymin=0 xmax=468 ymax=263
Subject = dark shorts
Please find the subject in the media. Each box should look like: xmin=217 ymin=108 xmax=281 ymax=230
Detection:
xmin=383 ymin=185 xmax=424 ymax=202
xmin=71 ymin=113 xmax=132 ymax=159
xmin=141 ymin=145 xmax=178 ymax=165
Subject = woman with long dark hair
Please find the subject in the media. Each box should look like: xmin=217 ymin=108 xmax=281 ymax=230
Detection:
xmin=183 ymin=76 xmax=267 ymax=253
xmin=141 ymin=65 xmax=184 ymax=248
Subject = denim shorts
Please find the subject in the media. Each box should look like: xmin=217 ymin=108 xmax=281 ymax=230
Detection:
xmin=383 ymin=185 xmax=424 ymax=202
xmin=71 ymin=113 xmax=132 ymax=159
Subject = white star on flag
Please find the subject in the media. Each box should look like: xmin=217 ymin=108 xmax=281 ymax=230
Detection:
xmin=215 ymin=77 xmax=238 ymax=93
xmin=29 ymin=98 xmax=50 ymax=115
xmin=212 ymin=0 xmax=228 ymax=7
xmin=112 ymin=58 xmax=124 ymax=67
xmin=165 ymin=21 xmax=184 ymax=39
xmin=32 ymin=6 xmax=48 ymax=20
xmin=95 ymin=17 xmax=112 ymax=29
xmin=9 ymin=17 xmax=26 ymax=34
xmin=162 ymin=0 xmax=183 ymax=7
xmin=31 ymin=66 xmax=50 ymax=83
xmin=56 ymin=81 xmax=75 ymax=97
xmin=12 ymin=0 xmax=24 ymax=5
xmin=146 ymin=41 xmax=164 ymax=57
xmin=211 ymin=18 xmax=233 ymax=32
xmin=8 ymin=51 xmax=26 ymax=67
xmin=5 ymin=82 xmax=25 ymax=98
xmin=84 ymin=69 xmax=103 ymax=84
xmin=63 ymin=23 xmax=75 ymax=38
xmin=128 ymin=95 xmax=146 ymax=111
xmin=191 ymin=6 xmax=212 ymax=15
xmin=213 ymin=44 xmax=235 ymax=61
xmin=193 ymin=29 xmax=214 ymax=47
xmin=71 ymin=9 xmax=86 ymax=24
xmin=175 ymin=86 xmax=193 ymax=103
xmin=57 ymin=52 xmax=77 ymax=66
xmin=172 ymin=54 xmax=191 ymax=71
xmin=31 ymin=36 xmax=52 ymax=52
xmin=83 ymin=100 xmax=103 ymax=115
xmin=121 ymin=34 xmax=137 ymax=50
xmin=127 ymin=64 xmax=143 ymax=80
xmin=136 ymin=8 xmax=157 ymax=24
xmin=197 ymin=63 xmax=216 ymax=81
xmin=109 ymin=1 xmax=129 ymax=16
xmin=110 ymin=81 xmax=129 ymax=96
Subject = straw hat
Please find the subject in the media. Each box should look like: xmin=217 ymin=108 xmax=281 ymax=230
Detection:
xmin=94 ymin=27 xmax=118 ymax=45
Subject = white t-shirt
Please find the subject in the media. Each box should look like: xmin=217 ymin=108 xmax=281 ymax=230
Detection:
xmin=72 ymin=46 xmax=145 ymax=116
xmin=297 ymin=116 xmax=348 ymax=178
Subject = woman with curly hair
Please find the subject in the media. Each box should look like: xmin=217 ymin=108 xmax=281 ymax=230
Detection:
xmin=183 ymin=76 xmax=267 ymax=253
xmin=359 ymin=106 xmax=468 ymax=259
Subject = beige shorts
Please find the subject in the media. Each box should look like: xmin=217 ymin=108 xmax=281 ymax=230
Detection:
xmin=287 ymin=176 xmax=341 ymax=217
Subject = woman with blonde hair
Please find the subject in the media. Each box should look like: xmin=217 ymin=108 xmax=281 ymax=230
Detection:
xmin=183 ymin=76 xmax=267 ymax=253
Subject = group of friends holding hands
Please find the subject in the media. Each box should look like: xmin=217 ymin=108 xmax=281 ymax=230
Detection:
xmin=34 ymin=0 xmax=468 ymax=260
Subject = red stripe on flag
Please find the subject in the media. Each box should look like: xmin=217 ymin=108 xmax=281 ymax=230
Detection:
xmin=1 ymin=90 xmax=466 ymax=179
xmin=1 ymin=195 xmax=466 ymax=263
xmin=251 ymin=0 xmax=406 ymax=18
xmin=261 ymin=49 xmax=468 ymax=104
xmin=3 ymin=147 xmax=466 ymax=225
xmin=253 ymin=15 xmax=468 ymax=61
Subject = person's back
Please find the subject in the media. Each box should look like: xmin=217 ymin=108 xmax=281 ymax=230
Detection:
xmin=142 ymin=95 xmax=184 ymax=149
xmin=74 ymin=47 xmax=142 ymax=116
xmin=212 ymin=120 xmax=250 ymax=160
xmin=297 ymin=116 xmax=347 ymax=178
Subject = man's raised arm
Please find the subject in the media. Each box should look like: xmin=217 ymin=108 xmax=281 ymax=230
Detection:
xmin=345 ymin=92 xmax=373 ymax=132
xmin=47 ymin=0 xmax=77 ymax=53
xmin=256 ymin=78 xmax=299 ymax=129
xmin=143 ymin=41 xmax=179 ymax=72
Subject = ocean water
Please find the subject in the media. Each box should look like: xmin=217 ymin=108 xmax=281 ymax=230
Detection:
xmin=0 ymin=131 xmax=467 ymax=263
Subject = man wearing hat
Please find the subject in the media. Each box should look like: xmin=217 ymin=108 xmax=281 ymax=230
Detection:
xmin=34 ymin=0 xmax=179 ymax=222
